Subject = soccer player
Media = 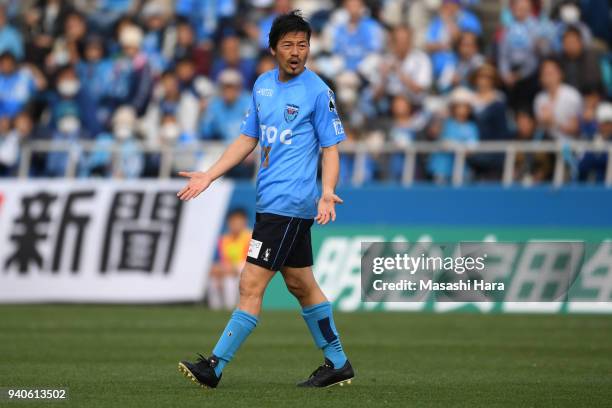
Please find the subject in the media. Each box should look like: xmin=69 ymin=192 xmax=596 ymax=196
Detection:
xmin=176 ymin=10 xmax=354 ymax=389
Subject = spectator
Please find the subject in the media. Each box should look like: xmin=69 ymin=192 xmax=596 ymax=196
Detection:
xmin=246 ymin=0 xmax=293 ymax=50
xmin=498 ymin=0 xmax=544 ymax=111
xmin=105 ymin=24 xmax=153 ymax=116
xmin=158 ymin=112 xmax=200 ymax=175
xmin=388 ymin=93 xmax=429 ymax=181
xmin=46 ymin=10 xmax=87 ymax=70
xmin=425 ymin=0 xmax=481 ymax=82
xmin=427 ymin=87 xmax=479 ymax=184
xmin=580 ymin=86 xmax=603 ymax=139
xmin=199 ymin=69 xmax=250 ymax=143
xmin=373 ymin=25 xmax=432 ymax=106
xmin=552 ymin=1 xmax=593 ymax=51
xmin=210 ymin=35 xmax=257 ymax=87
xmin=0 ymin=5 xmax=24 ymax=60
xmin=172 ymin=17 xmax=212 ymax=76
xmin=81 ymin=105 xmax=143 ymax=178
xmin=559 ymin=26 xmax=602 ymax=94
xmin=45 ymin=105 xmax=84 ymax=177
xmin=76 ymin=35 xmax=112 ymax=134
xmin=207 ymin=208 xmax=252 ymax=310
xmin=534 ymin=57 xmax=583 ymax=140
xmin=578 ymin=102 xmax=612 ymax=182
xmin=338 ymin=126 xmax=375 ymax=185
xmin=140 ymin=1 xmax=173 ymax=76
xmin=175 ymin=0 xmax=235 ymax=44
xmin=0 ymin=51 xmax=45 ymax=118
xmin=48 ymin=64 xmax=95 ymax=137
xmin=441 ymin=31 xmax=484 ymax=92
xmin=469 ymin=64 xmax=510 ymax=180
xmin=513 ymin=108 xmax=553 ymax=184
xmin=332 ymin=0 xmax=384 ymax=72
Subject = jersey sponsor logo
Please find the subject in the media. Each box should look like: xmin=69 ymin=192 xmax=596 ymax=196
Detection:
xmin=248 ymin=239 xmax=263 ymax=258
xmin=257 ymin=88 xmax=273 ymax=97
xmin=333 ymin=119 xmax=345 ymax=135
xmin=284 ymin=104 xmax=300 ymax=122
xmin=259 ymin=125 xmax=293 ymax=145
xmin=328 ymin=89 xmax=337 ymax=113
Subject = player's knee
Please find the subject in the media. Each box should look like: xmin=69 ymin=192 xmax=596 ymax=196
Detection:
xmin=285 ymin=276 xmax=309 ymax=300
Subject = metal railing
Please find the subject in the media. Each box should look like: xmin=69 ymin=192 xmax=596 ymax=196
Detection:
xmin=13 ymin=139 xmax=612 ymax=187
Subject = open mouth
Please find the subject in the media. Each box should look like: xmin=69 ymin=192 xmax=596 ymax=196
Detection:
xmin=289 ymin=60 xmax=300 ymax=70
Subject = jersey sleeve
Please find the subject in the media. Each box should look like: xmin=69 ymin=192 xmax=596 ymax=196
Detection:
xmin=240 ymin=92 xmax=259 ymax=138
xmin=313 ymin=89 xmax=346 ymax=148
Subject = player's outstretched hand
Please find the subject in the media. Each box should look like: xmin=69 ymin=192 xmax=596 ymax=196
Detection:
xmin=177 ymin=171 xmax=213 ymax=201
xmin=316 ymin=192 xmax=343 ymax=225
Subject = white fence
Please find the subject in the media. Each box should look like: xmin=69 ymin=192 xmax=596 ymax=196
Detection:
xmin=14 ymin=140 xmax=612 ymax=187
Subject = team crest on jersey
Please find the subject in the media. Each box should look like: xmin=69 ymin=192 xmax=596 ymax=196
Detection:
xmin=284 ymin=104 xmax=300 ymax=122
xmin=328 ymin=90 xmax=337 ymax=113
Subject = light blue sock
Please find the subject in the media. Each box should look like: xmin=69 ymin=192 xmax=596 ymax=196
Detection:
xmin=301 ymin=301 xmax=347 ymax=369
xmin=211 ymin=309 xmax=258 ymax=377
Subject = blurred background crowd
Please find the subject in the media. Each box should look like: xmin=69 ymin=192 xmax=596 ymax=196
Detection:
xmin=0 ymin=0 xmax=611 ymax=184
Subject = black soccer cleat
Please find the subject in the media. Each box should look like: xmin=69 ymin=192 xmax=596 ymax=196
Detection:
xmin=297 ymin=358 xmax=355 ymax=388
xmin=178 ymin=354 xmax=222 ymax=389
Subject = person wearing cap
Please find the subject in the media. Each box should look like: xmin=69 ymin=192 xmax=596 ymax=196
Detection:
xmin=106 ymin=24 xmax=153 ymax=116
xmin=141 ymin=1 xmax=173 ymax=76
xmin=578 ymin=103 xmax=612 ymax=182
xmin=80 ymin=105 xmax=144 ymax=179
xmin=199 ymin=69 xmax=251 ymax=144
xmin=427 ymin=86 xmax=479 ymax=183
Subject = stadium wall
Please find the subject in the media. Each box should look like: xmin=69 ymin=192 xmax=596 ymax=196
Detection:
xmin=227 ymin=183 xmax=612 ymax=313
xmin=1 ymin=180 xmax=611 ymax=313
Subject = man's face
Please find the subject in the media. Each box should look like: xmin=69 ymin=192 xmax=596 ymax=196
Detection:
xmin=562 ymin=32 xmax=583 ymax=58
xmin=222 ymin=37 xmax=241 ymax=65
xmin=391 ymin=28 xmax=411 ymax=57
xmin=458 ymin=33 xmax=477 ymax=58
xmin=540 ymin=62 xmax=562 ymax=89
xmin=221 ymin=83 xmax=241 ymax=104
xmin=512 ymin=0 xmax=531 ymax=21
xmin=271 ymin=31 xmax=309 ymax=77
xmin=344 ymin=0 xmax=364 ymax=20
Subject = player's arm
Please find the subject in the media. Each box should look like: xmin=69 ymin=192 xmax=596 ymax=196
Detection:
xmin=316 ymin=144 xmax=344 ymax=225
xmin=177 ymin=135 xmax=258 ymax=201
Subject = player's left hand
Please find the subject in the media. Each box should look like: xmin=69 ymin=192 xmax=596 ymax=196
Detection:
xmin=316 ymin=192 xmax=343 ymax=225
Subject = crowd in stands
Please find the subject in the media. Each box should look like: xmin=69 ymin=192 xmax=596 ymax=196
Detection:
xmin=0 ymin=0 xmax=610 ymax=184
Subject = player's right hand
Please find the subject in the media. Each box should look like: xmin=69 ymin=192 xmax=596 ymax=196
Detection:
xmin=177 ymin=171 xmax=213 ymax=201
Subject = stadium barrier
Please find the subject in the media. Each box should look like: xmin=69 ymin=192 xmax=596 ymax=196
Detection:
xmin=0 ymin=179 xmax=232 ymax=303
xmin=1 ymin=179 xmax=611 ymax=312
xmin=14 ymin=139 xmax=612 ymax=186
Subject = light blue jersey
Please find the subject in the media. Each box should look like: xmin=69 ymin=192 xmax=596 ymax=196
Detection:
xmin=240 ymin=68 xmax=346 ymax=219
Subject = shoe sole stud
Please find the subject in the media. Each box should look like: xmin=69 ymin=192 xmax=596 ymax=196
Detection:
xmin=326 ymin=377 xmax=353 ymax=388
xmin=178 ymin=362 xmax=209 ymax=389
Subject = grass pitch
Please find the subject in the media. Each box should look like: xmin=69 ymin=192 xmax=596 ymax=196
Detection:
xmin=1 ymin=305 xmax=611 ymax=407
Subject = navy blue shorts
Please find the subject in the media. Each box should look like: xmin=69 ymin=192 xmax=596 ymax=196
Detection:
xmin=246 ymin=212 xmax=314 ymax=271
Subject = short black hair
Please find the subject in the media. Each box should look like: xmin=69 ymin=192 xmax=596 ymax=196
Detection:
xmin=562 ymin=25 xmax=582 ymax=41
xmin=227 ymin=207 xmax=248 ymax=219
xmin=540 ymin=56 xmax=563 ymax=72
xmin=268 ymin=9 xmax=311 ymax=50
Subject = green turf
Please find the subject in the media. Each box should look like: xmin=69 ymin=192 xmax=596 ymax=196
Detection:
xmin=1 ymin=306 xmax=611 ymax=407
